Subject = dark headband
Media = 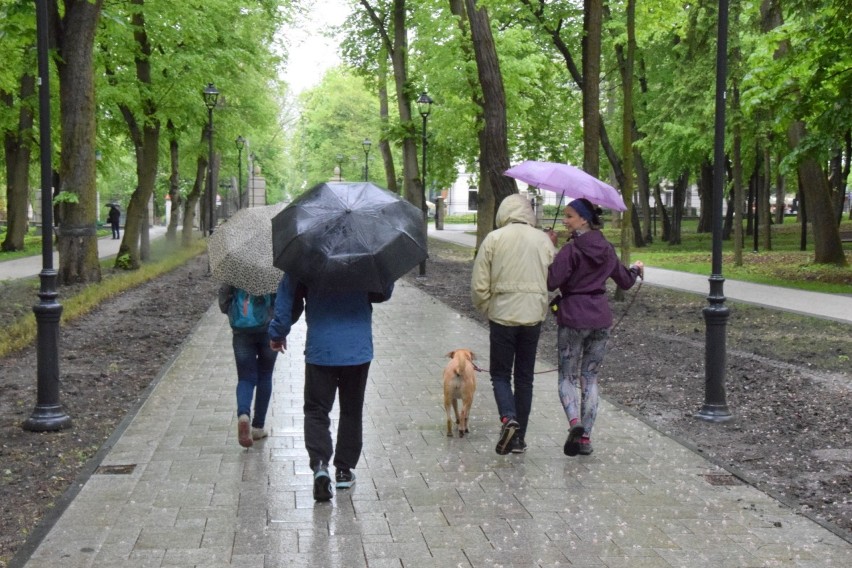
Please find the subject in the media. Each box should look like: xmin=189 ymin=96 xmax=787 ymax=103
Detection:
xmin=568 ymin=199 xmax=595 ymax=222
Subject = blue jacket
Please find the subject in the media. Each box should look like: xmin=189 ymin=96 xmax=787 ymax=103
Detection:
xmin=268 ymin=273 xmax=393 ymax=366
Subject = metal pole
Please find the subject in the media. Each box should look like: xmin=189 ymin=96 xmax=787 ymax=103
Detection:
xmin=207 ymin=107 xmax=215 ymax=235
xmin=419 ymin=113 xmax=428 ymax=276
xmin=364 ymin=148 xmax=369 ymax=181
xmin=237 ymin=147 xmax=242 ymax=210
xmin=697 ymin=0 xmax=732 ymax=422
xmin=24 ymin=0 xmax=72 ymax=432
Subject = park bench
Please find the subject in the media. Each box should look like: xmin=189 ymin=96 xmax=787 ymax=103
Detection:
xmin=841 ymin=230 xmax=852 ymax=246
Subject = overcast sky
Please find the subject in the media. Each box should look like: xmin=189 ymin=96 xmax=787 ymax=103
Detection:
xmin=281 ymin=0 xmax=351 ymax=94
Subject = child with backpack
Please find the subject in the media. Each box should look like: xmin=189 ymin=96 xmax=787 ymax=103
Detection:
xmin=218 ymin=284 xmax=278 ymax=448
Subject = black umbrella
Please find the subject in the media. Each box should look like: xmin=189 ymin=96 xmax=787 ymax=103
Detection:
xmin=272 ymin=182 xmax=427 ymax=292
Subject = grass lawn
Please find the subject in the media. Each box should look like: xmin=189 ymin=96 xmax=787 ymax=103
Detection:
xmin=444 ymin=213 xmax=852 ymax=294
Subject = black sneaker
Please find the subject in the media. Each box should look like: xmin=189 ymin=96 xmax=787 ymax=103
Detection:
xmin=563 ymin=424 xmax=585 ymax=456
xmin=495 ymin=418 xmax=519 ymax=455
xmin=511 ymin=437 xmax=527 ymax=454
xmin=578 ymin=439 xmax=593 ymax=455
xmin=313 ymin=469 xmax=333 ymax=502
xmin=335 ymin=469 xmax=356 ymax=489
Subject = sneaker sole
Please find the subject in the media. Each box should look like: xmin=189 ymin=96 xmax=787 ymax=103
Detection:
xmin=238 ymin=419 xmax=253 ymax=448
xmin=495 ymin=423 xmax=518 ymax=455
xmin=336 ymin=479 xmax=355 ymax=489
xmin=563 ymin=425 xmax=585 ymax=456
xmin=313 ymin=471 xmax=333 ymax=501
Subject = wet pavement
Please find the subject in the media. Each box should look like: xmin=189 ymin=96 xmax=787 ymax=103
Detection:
xmin=5 ymin=223 xmax=852 ymax=567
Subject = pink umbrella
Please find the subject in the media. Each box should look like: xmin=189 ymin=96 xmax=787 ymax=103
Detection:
xmin=504 ymin=160 xmax=627 ymax=211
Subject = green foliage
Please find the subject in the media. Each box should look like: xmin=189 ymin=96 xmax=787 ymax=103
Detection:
xmin=285 ymin=68 xmax=385 ymax=194
xmin=53 ymin=191 xmax=80 ymax=205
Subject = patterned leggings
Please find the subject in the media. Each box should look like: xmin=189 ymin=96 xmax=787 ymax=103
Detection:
xmin=557 ymin=326 xmax=610 ymax=438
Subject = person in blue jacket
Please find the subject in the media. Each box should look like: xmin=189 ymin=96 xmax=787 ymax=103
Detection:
xmin=268 ymin=273 xmax=393 ymax=502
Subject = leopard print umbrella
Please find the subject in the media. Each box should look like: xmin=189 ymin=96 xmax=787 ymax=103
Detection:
xmin=207 ymin=203 xmax=286 ymax=295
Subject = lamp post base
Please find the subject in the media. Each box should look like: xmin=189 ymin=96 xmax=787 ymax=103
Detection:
xmin=23 ymin=405 xmax=72 ymax=432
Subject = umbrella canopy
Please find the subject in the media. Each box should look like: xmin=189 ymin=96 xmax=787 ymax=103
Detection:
xmin=207 ymin=203 xmax=286 ymax=295
xmin=272 ymin=182 xmax=427 ymax=292
xmin=504 ymin=160 xmax=627 ymax=211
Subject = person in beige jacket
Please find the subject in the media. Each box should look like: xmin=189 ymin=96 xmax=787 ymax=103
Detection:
xmin=471 ymin=193 xmax=556 ymax=454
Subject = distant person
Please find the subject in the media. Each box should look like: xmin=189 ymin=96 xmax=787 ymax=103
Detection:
xmin=471 ymin=194 xmax=556 ymax=455
xmin=107 ymin=204 xmax=121 ymax=239
xmin=268 ymin=274 xmax=393 ymax=502
xmin=218 ymin=284 xmax=278 ymax=449
xmin=547 ymin=198 xmax=644 ymax=457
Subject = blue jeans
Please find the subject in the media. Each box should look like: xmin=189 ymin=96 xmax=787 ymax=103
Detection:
xmin=303 ymin=362 xmax=370 ymax=473
xmin=488 ymin=320 xmax=542 ymax=439
xmin=233 ymin=331 xmax=278 ymax=428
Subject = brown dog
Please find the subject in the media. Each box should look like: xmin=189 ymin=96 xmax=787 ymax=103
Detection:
xmin=443 ymin=349 xmax=477 ymax=437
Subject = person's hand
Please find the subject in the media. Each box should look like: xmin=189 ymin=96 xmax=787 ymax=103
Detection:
xmin=544 ymin=228 xmax=558 ymax=247
xmin=269 ymin=338 xmax=287 ymax=352
xmin=630 ymin=261 xmax=645 ymax=279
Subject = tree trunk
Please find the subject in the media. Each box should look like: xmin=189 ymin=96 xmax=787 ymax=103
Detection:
xmin=669 ymin=171 xmax=688 ymax=245
xmin=182 ymin=143 xmax=207 ymax=248
xmin=524 ymin=2 xmax=625 ymax=189
xmin=115 ymin=0 xmax=159 ymax=268
xmin=616 ymin=0 xmax=637 ymax=276
xmin=582 ymin=0 xmax=602 ymax=177
xmin=762 ymin=0 xmax=846 ymax=265
xmin=696 ymin=160 xmax=713 ymax=233
xmin=166 ymin=120 xmax=180 ymax=242
xmin=732 ymin=88 xmax=745 ymax=266
xmin=52 ymin=0 xmax=104 ymax=285
xmin=1 ymin=72 xmax=35 ymax=252
xmin=653 ymin=184 xmax=671 ymax=242
xmin=774 ymin=160 xmax=786 ymax=225
xmin=448 ymin=0 xmax=489 ymax=246
xmin=464 ymin=0 xmax=516 ymax=233
xmin=360 ymin=1 xmax=421 ymax=208
xmin=788 ymin=123 xmax=846 ymax=264
xmin=377 ymin=48 xmax=398 ymax=193
xmin=760 ymin=146 xmax=772 ymax=250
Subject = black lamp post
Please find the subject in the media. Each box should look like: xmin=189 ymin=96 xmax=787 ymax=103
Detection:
xmin=24 ymin=0 xmax=71 ymax=432
xmin=417 ymin=91 xmax=433 ymax=277
xmin=235 ymin=135 xmax=245 ymax=210
xmin=336 ymin=153 xmax=344 ymax=180
xmin=362 ymin=138 xmax=371 ymax=182
xmin=202 ymin=83 xmax=219 ymax=235
xmin=696 ymin=0 xmax=732 ymax=422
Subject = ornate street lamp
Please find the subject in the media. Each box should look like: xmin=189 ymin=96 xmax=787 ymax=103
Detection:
xmin=202 ymin=83 xmax=219 ymax=235
xmin=24 ymin=0 xmax=71 ymax=431
xmin=416 ymin=91 xmax=433 ymax=277
xmin=362 ymin=138 xmax=371 ymax=182
xmin=235 ymin=136 xmax=245 ymax=210
xmin=696 ymin=0 xmax=732 ymax=422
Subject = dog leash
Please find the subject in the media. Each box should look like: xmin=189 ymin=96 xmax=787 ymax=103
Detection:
xmin=473 ymin=277 xmax=644 ymax=376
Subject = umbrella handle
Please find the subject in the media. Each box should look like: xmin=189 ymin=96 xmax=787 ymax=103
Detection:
xmin=550 ymin=197 xmax=562 ymax=230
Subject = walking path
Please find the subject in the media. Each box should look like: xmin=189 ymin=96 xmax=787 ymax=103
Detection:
xmin=429 ymin=223 xmax=852 ymax=324
xmin=0 ymin=226 xmax=168 ymax=281
xmin=4 ymin=223 xmax=851 ymax=567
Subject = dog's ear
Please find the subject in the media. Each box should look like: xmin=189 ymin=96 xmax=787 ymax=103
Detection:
xmin=469 ymin=351 xmax=475 ymax=360
xmin=446 ymin=351 xmax=455 ymax=359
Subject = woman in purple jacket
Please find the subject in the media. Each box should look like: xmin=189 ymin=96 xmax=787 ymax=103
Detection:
xmin=547 ymin=198 xmax=644 ymax=457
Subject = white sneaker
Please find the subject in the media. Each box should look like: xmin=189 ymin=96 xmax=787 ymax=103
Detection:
xmin=251 ymin=427 xmax=268 ymax=441
xmin=237 ymin=415 xmax=253 ymax=448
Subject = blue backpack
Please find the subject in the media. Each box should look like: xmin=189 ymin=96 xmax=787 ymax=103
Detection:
xmin=229 ymin=289 xmax=274 ymax=330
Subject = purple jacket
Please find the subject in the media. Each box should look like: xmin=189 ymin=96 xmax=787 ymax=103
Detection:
xmin=546 ymin=230 xmax=638 ymax=329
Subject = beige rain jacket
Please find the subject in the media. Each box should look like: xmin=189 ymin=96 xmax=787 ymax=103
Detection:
xmin=471 ymin=194 xmax=556 ymax=326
